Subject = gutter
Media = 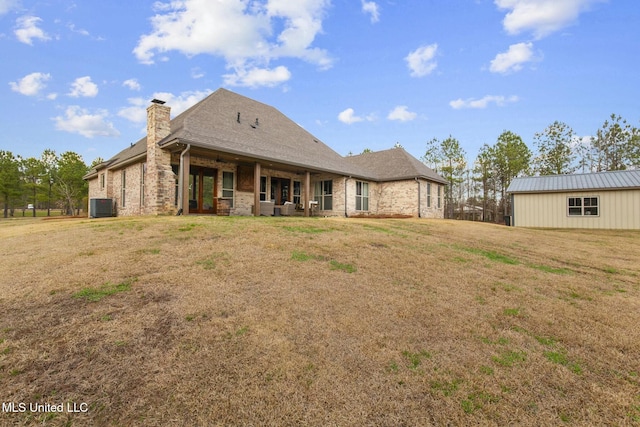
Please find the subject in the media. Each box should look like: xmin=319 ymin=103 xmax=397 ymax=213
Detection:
xmin=177 ymin=144 xmax=191 ymax=215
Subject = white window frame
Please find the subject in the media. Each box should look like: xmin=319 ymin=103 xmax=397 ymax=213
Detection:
xmin=293 ymin=181 xmax=302 ymax=206
xmin=355 ymin=181 xmax=369 ymax=211
xmin=140 ymin=162 xmax=146 ymax=207
xmin=427 ymin=183 xmax=432 ymax=208
xmin=121 ymin=170 xmax=126 ymax=208
xmin=222 ymin=171 xmax=235 ymax=208
xmin=567 ymin=196 xmax=599 ymax=217
xmin=314 ymin=180 xmax=333 ymax=210
xmin=259 ymin=176 xmax=268 ymax=201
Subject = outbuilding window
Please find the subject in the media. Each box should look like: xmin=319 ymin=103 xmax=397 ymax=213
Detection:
xmin=568 ymin=196 xmax=599 ymax=216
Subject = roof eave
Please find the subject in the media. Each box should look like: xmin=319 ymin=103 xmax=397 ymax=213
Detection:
xmin=104 ymin=152 xmax=148 ymax=171
xmin=163 ymin=137 xmax=370 ymax=178
xmin=509 ymin=186 xmax=640 ymax=194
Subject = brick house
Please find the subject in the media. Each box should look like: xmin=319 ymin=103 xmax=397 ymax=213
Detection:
xmin=85 ymin=88 xmax=446 ymax=218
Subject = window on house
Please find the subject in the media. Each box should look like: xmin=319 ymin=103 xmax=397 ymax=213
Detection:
xmin=437 ymin=185 xmax=442 ymax=208
xmin=293 ymin=181 xmax=301 ymax=206
xmin=140 ymin=163 xmax=146 ymax=206
xmin=427 ymin=183 xmax=432 ymax=208
xmin=172 ymin=164 xmax=180 ymax=207
xmin=121 ymin=170 xmax=126 ymax=208
xmin=222 ymin=171 xmax=234 ymax=208
xmin=259 ymin=176 xmax=267 ymax=201
xmin=355 ymin=181 xmax=369 ymax=211
xmin=100 ymin=173 xmax=105 ymax=190
xmin=314 ymin=180 xmax=333 ymax=210
xmin=568 ymin=196 xmax=599 ymax=216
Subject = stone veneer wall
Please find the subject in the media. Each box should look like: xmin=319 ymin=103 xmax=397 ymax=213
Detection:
xmin=145 ymin=103 xmax=176 ymax=215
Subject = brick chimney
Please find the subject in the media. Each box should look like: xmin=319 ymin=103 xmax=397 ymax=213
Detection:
xmin=145 ymin=99 xmax=174 ymax=214
xmin=147 ymin=98 xmax=171 ymax=150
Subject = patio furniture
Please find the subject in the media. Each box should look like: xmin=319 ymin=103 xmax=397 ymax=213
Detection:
xmin=259 ymin=200 xmax=275 ymax=216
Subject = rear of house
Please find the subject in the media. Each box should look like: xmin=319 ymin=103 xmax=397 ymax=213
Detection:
xmin=507 ymin=170 xmax=640 ymax=229
xmin=84 ymin=89 xmax=447 ymax=219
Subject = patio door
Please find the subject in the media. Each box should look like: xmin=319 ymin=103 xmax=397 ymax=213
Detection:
xmin=270 ymin=177 xmax=290 ymax=205
xmin=189 ymin=167 xmax=217 ymax=214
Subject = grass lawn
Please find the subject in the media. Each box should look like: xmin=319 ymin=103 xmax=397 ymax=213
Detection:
xmin=0 ymin=216 xmax=639 ymax=426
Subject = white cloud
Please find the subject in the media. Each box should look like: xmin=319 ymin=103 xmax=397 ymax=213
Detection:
xmin=361 ymin=1 xmax=380 ymax=23
xmin=133 ymin=0 xmax=332 ymax=87
xmin=67 ymin=23 xmax=90 ymax=37
xmin=338 ymin=108 xmax=362 ymax=124
xmin=9 ymin=72 xmax=51 ymax=96
xmin=54 ymin=106 xmax=120 ymax=138
xmin=449 ymin=95 xmax=519 ymax=109
xmin=14 ymin=15 xmax=51 ymax=45
xmin=490 ymin=42 xmax=534 ymax=73
xmin=0 ymin=0 xmax=20 ymax=15
xmin=117 ymin=90 xmax=212 ymax=124
xmin=223 ymin=65 xmax=291 ymax=88
xmin=405 ymin=43 xmax=438 ymax=77
xmin=191 ymin=67 xmax=205 ymax=79
xmin=68 ymin=76 xmax=98 ymax=98
xmin=123 ymin=79 xmax=141 ymax=91
xmin=495 ymin=0 xmax=602 ymax=39
xmin=338 ymin=108 xmax=376 ymax=124
xmin=387 ymin=106 xmax=417 ymax=122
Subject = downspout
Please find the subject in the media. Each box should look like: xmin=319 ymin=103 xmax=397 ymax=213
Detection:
xmin=177 ymin=143 xmax=190 ymax=215
xmin=415 ymin=177 xmax=421 ymax=218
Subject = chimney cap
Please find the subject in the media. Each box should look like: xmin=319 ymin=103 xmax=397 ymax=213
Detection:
xmin=150 ymin=98 xmax=166 ymax=105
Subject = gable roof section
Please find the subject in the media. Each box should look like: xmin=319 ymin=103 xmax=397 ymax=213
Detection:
xmin=507 ymin=170 xmax=640 ymax=194
xmin=84 ymin=138 xmax=147 ymax=179
xmin=158 ymin=88 xmax=371 ymax=177
xmin=345 ymin=148 xmax=447 ymax=183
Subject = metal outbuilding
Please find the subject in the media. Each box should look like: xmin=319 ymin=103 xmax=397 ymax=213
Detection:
xmin=506 ymin=170 xmax=640 ymax=229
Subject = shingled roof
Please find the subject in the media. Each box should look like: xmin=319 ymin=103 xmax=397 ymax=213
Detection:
xmin=86 ymin=88 xmax=445 ymax=184
xmin=507 ymin=169 xmax=640 ymax=193
xmin=345 ymin=148 xmax=447 ymax=183
xmin=157 ymin=88 xmax=371 ymax=177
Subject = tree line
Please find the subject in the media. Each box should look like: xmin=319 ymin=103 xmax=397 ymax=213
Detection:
xmin=0 ymin=149 xmax=97 ymax=218
xmin=422 ymin=114 xmax=639 ymax=222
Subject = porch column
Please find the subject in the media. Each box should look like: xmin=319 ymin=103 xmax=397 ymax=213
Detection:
xmin=181 ymin=151 xmax=190 ymax=215
xmin=304 ymin=171 xmax=310 ymax=217
xmin=254 ymin=162 xmax=261 ymax=216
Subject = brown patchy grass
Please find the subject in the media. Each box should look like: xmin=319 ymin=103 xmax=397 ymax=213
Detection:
xmin=0 ymin=216 xmax=639 ymax=426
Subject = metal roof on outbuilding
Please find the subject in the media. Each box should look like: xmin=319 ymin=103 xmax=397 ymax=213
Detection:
xmin=507 ymin=169 xmax=640 ymax=194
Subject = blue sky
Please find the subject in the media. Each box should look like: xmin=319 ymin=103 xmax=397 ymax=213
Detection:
xmin=1 ymin=0 xmax=638 ymax=166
